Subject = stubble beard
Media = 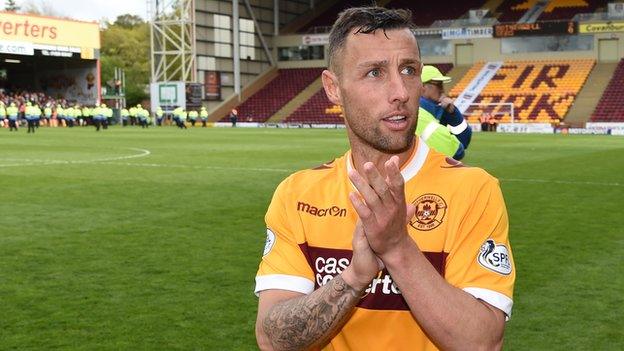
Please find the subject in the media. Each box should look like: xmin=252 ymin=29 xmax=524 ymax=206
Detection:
xmin=342 ymin=98 xmax=417 ymax=154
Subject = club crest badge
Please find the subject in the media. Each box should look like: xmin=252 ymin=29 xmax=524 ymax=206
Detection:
xmin=409 ymin=194 xmax=447 ymax=231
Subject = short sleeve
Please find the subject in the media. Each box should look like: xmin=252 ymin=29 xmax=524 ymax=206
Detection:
xmin=255 ymin=178 xmax=315 ymax=296
xmin=445 ymin=177 xmax=516 ymax=318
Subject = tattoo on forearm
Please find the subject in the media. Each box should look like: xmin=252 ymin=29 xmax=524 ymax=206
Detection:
xmin=263 ymin=275 xmax=361 ymax=351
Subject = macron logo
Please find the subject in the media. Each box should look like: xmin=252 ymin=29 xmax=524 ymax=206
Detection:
xmin=297 ymin=202 xmax=347 ymax=218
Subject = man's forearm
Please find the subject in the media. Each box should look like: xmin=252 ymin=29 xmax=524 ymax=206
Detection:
xmin=382 ymin=238 xmax=505 ymax=350
xmin=262 ymin=274 xmax=361 ymax=351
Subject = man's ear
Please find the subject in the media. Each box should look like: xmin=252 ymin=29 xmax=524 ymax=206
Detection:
xmin=322 ymin=69 xmax=342 ymax=106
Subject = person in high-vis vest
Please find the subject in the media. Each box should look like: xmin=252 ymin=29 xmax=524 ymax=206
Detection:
xmin=188 ymin=109 xmax=198 ymax=127
xmin=200 ymin=106 xmax=208 ymax=127
xmin=420 ymin=65 xmax=471 ymax=159
xmin=93 ymin=104 xmax=104 ymax=131
xmin=155 ymin=106 xmax=164 ymax=126
xmin=120 ymin=107 xmax=130 ymax=126
xmin=82 ymin=105 xmax=92 ymax=126
xmin=66 ymin=105 xmax=76 ymax=128
xmin=137 ymin=104 xmax=149 ymax=128
xmin=172 ymin=106 xmax=182 ymax=127
xmin=0 ymin=101 xmax=6 ymax=128
xmin=7 ymin=102 xmax=19 ymax=131
xmin=43 ymin=103 xmax=52 ymax=127
xmin=33 ymin=103 xmax=42 ymax=129
xmin=416 ymin=107 xmax=464 ymax=160
xmin=180 ymin=109 xmax=188 ymax=129
xmin=172 ymin=106 xmax=186 ymax=129
xmin=25 ymin=102 xmax=38 ymax=133
xmin=136 ymin=104 xmax=144 ymax=127
xmin=57 ymin=104 xmax=68 ymax=127
xmin=103 ymin=104 xmax=113 ymax=129
xmin=143 ymin=108 xmax=152 ymax=128
xmin=74 ymin=104 xmax=83 ymax=126
xmin=129 ymin=105 xmax=138 ymax=126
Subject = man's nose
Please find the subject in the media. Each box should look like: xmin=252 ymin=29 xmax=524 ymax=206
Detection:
xmin=388 ymin=71 xmax=409 ymax=104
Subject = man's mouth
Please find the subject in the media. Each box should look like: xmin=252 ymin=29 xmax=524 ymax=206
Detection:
xmin=381 ymin=115 xmax=410 ymax=131
xmin=382 ymin=115 xmax=407 ymax=123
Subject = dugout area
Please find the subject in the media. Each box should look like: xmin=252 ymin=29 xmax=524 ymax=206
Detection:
xmin=0 ymin=11 xmax=100 ymax=105
xmin=0 ymin=52 xmax=98 ymax=105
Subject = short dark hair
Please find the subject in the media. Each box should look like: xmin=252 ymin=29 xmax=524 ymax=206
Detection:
xmin=327 ymin=6 xmax=416 ymax=73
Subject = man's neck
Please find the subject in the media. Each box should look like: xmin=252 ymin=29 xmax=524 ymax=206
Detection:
xmin=350 ymin=140 xmax=416 ymax=179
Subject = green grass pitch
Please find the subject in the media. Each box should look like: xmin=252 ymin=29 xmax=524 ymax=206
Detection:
xmin=0 ymin=127 xmax=622 ymax=350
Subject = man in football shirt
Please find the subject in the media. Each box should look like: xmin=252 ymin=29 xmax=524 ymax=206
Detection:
xmin=255 ymin=6 xmax=514 ymax=351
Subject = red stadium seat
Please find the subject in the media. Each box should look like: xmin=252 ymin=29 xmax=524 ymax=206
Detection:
xmin=450 ymin=59 xmax=595 ymax=123
xmin=591 ymin=58 xmax=624 ymax=122
xmin=220 ymin=68 xmax=324 ymax=123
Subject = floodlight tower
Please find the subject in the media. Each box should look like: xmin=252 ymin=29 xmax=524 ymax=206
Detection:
xmin=149 ymin=0 xmax=197 ymax=83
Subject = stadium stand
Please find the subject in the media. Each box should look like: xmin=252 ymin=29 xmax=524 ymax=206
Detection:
xmin=591 ymin=58 xmax=624 ymax=122
xmin=297 ymin=0 xmax=374 ymax=33
xmin=496 ymin=0 xmax=532 ymax=23
xmin=221 ymin=68 xmax=323 ymax=123
xmin=496 ymin=0 xmax=606 ymax=22
xmin=538 ymin=0 xmax=607 ymax=21
xmin=296 ymin=0 xmax=487 ymax=32
xmin=385 ymin=0 xmax=487 ymax=27
xmin=450 ymin=59 xmax=595 ymax=123
xmin=285 ymin=90 xmax=343 ymax=124
xmin=285 ymin=63 xmax=455 ymax=124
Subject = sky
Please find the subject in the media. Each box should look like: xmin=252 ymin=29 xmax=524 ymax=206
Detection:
xmin=15 ymin=0 xmax=148 ymax=22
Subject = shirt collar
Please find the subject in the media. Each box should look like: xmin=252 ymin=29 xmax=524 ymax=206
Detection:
xmin=345 ymin=137 xmax=430 ymax=186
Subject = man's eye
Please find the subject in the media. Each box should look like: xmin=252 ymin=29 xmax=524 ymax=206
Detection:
xmin=401 ymin=66 xmax=416 ymax=75
xmin=367 ymin=69 xmax=381 ymax=78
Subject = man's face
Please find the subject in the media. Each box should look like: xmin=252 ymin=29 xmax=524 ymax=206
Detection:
xmin=422 ymin=82 xmax=444 ymax=101
xmin=325 ymin=28 xmax=422 ymax=154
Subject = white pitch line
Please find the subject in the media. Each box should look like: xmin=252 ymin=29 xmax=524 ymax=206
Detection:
xmin=499 ymin=178 xmax=622 ymax=187
xmin=0 ymin=148 xmax=151 ymax=168
xmin=81 ymin=148 xmax=151 ymax=163
xmin=0 ymin=160 xmax=67 ymax=168
xmin=98 ymin=161 xmax=292 ymax=173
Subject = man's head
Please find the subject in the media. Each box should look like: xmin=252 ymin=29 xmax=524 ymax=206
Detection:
xmin=421 ymin=65 xmax=451 ymax=102
xmin=323 ymin=6 xmax=422 ymax=154
xmin=327 ymin=7 xmax=417 ymax=75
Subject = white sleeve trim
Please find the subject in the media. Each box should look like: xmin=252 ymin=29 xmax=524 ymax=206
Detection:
xmin=255 ymin=274 xmax=315 ymax=296
xmin=463 ymin=287 xmax=513 ymax=320
xmin=449 ymin=119 xmax=468 ymax=135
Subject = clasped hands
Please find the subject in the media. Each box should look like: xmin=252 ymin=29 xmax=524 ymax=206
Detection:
xmin=343 ymin=156 xmax=416 ymax=291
